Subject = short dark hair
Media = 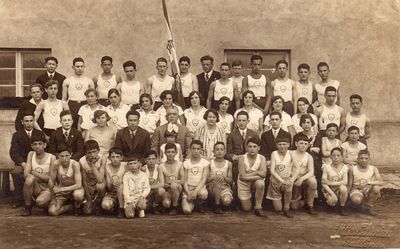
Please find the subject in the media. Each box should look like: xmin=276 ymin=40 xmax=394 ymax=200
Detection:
xmin=45 ymin=56 xmax=58 ymax=64
xmin=144 ymin=150 xmax=158 ymax=158
xmin=200 ymin=55 xmax=214 ymax=63
xmin=164 ymin=129 xmax=178 ymax=138
xmin=270 ymin=111 xmax=282 ymax=120
xmin=220 ymin=62 xmax=231 ymax=69
xmin=236 ymin=110 xmax=249 ymax=120
xmin=271 ymin=95 xmax=285 ymax=110
xmin=347 ymin=125 xmax=360 ymax=134
xmin=330 ymin=147 xmax=343 ymax=155
xmin=190 ymin=139 xmax=203 ymax=148
xmin=92 ymin=110 xmax=111 ymax=123
xmin=231 ymin=60 xmax=242 ymax=67
xmin=101 ymin=56 xmax=113 ymax=64
xmin=60 ymin=110 xmax=72 ymax=119
xmin=299 ymin=114 xmax=315 ymax=127
xmin=165 ymin=142 xmax=177 ymax=151
xmin=84 ymin=140 xmax=100 ymax=152
xmin=30 ymin=132 xmax=46 ymax=144
xmin=126 ymin=110 xmax=140 ymax=120
xmin=350 ymin=94 xmax=363 ymax=102
xmin=45 ymin=80 xmax=58 ymax=89
xmin=57 ymin=144 xmax=72 ymax=154
xmin=294 ymin=134 xmax=309 ymax=143
xmin=160 ymin=90 xmax=174 ymax=101
xmin=247 ymin=137 xmax=261 ymax=146
xmin=297 ymin=97 xmax=310 ymax=106
xmin=84 ymin=88 xmax=98 ymax=97
xmin=188 ymin=91 xmax=203 ymax=105
xmin=242 ymin=90 xmax=255 ymax=100
xmin=72 ymin=57 xmax=84 ymax=65
xmin=326 ymin=123 xmax=339 ymax=131
xmin=108 ymin=88 xmax=120 ymax=98
xmin=156 ymin=57 xmax=168 ymax=64
xmin=250 ymin=54 xmax=263 ymax=63
xmin=203 ymin=109 xmax=219 ymax=122
xmin=109 ymin=147 xmax=123 ymax=157
xmin=325 ymin=86 xmax=337 ymax=94
xmin=358 ymin=149 xmax=370 ymax=158
xmin=21 ymin=111 xmax=35 ymax=120
xmin=297 ymin=63 xmax=310 ymax=71
xmin=179 ymin=56 xmax=190 ymax=64
xmin=275 ymin=60 xmax=288 ymax=68
xmin=214 ymin=141 xmax=225 ymax=149
xmin=317 ymin=61 xmax=330 ymax=70
xmin=123 ymin=60 xmax=137 ymax=70
xmin=275 ymin=137 xmax=290 ymax=144
xmin=139 ymin=93 xmax=153 ymax=106
xmin=218 ymin=96 xmax=230 ymax=104
xmin=30 ymin=83 xmax=43 ymax=92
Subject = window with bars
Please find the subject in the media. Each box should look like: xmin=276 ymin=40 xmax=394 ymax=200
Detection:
xmin=224 ymin=49 xmax=291 ymax=80
xmin=0 ymin=48 xmax=51 ymax=108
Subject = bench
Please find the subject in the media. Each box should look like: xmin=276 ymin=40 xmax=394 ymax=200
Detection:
xmin=0 ymin=167 xmax=13 ymax=197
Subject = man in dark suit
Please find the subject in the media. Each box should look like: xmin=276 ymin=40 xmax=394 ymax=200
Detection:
xmin=36 ymin=56 xmax=66 ymax=100
xmin=226 ymin=111 xmax=259 ymax=209
xmin=196 ymin=55 xmax=221 ymax=106
xmin=260 ymin=111 xmax=292 ymax=162
xmin=48 ymin=110 xmax=84 ymax=161
xmin=115 ymin=110 xmax=151 ymax=159
xmin=15 ymin=84 xmax=44 ymax=131
xmin=151 ymin=106 xmax=192 ymax=158
xmin=9 ymin=112 xmax=45 ymax=208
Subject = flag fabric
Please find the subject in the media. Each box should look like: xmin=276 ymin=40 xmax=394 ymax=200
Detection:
xmin=162 ymin=0 xmax=185 ymax=107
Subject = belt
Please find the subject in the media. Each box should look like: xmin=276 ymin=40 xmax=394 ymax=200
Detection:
xmin=69 ymin=100 xmax=84 ymax=104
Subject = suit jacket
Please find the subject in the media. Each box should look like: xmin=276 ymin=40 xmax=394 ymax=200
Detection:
xmin=36 ymin=71 xmax=66 ymax=100
xmin=15 ymin=99 xmax=44 ymax=131
xmin=151 ymin=123 xmax=192 ymax=158
xmin=260 ymin=129 xmax=291 ymax=161
xmin=9 ymin=129 xmax=44 ymax=165
xmin=48 ymin=127 xmax=84 ymax=161
xmin=226 ymin=128 xmax=259 ymax=162
xmin=197 ymin=70 xmax=221 ymax=106
xmin=114 ymin=127 xmax=151 ymax=159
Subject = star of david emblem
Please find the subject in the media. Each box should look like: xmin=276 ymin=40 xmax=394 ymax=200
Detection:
xmin=192 ymin=119 xmax=199 ymax=127
xmin=216 ymin=171 xmax=223 ymax=176
xmin=255 ymin=81 xmax=260 ymax=88
xmin=34 ymin=167 xmax=43 ymax=173
xmin=221 ymin=121 xmax=227 ymax=129
xmin=351 ymin=120 xmax=358 ymax=125
xmin=50 ymin=107 xmax=58 ymax=116
xmin=302 ymin=88 xmax=309 ymax=94
xmin=112 ymin=116 xmax=118 ymax=123
xmin=221 ymin=88 xmax=228 ymax=95
xmin=76 ymin=83 xmax=83 ymax=90
xmin=332 ymin=176 xmax=340 ymax=182
xmin=277 ymin=164 xmax=285 ymax=172
xmin=169 ymin=175 xmax=176 ymax=181
xmin=328 ymin=113 xmax=335 ymax=121
xmin=143 ymin=117 xmax=149 ymax=124
xmin=104 ymin=81 xmax=111 ymax=88
xmin=191 ymin=167 xmax=200 ymax=175
xmin=112 ymin=175 xmax=120 ymax=185
xmin=280 ymin=85 xmax=287 ymax=92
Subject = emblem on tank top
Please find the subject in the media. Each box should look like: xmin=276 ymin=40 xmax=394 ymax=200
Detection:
xmin=191 ymin=167 xmax=200 ymax=175
xmin=220 ymin=88 xmax=228 ymax=95
xmin=50 ymin=107 xmax=58 ymax=116
xmin=104 ymin=80 xmax=111 ymax=88
xmin=302 ymin=88 xmax=309 ymax=95
xmin=254 ymin=81 xmax=261 ymax=88
xmin=169 ymin=175 xmax=176 ymax=181
xmin=192 ymin=119 xmax=199 ymax=127
xmin=216 ymin=170 xmax=223 ymax=176
xmin=142 ymin=116 xmax=149 ymax=124
xmin=277 ymin=163 xmax=285 ymax=172
xmin=351 ymin=120 xmax=358 ymax=125
xmin=76 ymin=83 xmax=83 ymax=90
xmin=112 ymin=116 xmax=119 ymax=123
xmin=34 ymin=167 xmax=43 ymax=173
xmin=358 ymin=178 xmax=368 ymax=186
xmin=332 ymin=176 xmax=340 ymax=182
xmin=221 ymin=121 xmax=227 ymax=129
xmin=112 ymin=175 xmax=120 ymax=185
xmin=328 ymin=113 xmax=335 ymax=121
xmin=60 ymin=174 xmax=69 ymax=180
xmin=280 ymin=85 xmax=287 ymax=92
xmin=149 ymin=177 xmax=155 ymax=184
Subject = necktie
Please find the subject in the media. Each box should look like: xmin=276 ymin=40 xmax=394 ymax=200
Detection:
xmin=64 ymin=131 xmax=69 ymax=142
xmin=27 ymin=131 xmax=31 ymax=138
xmin=205 ymin=73 xmax=209 ymax=81
xmin=49 ymin=74 xmax=54 ymax=80
xmin=273 ymin=129 xmax=277 ymax=139
xmin=242 ymin=131 xmax=246 ymax=141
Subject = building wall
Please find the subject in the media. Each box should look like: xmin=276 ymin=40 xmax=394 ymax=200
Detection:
xmin=0 ymin=0 xmax=399 ymax=166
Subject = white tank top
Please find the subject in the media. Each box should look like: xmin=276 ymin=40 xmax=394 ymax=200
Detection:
xmin=67 ymin=76 xmax=91 ymax=101
xmin=214 ymin=79 xmax=234 ymax=101
xmin=180 ymin=73 xmax=194 ymax=97
xmin=272 ymin=78 xmax=294 ymax=102
xmin=145 ymin=165 xmax=159 ymax=185
xmin=272 ymin=151 xmax=292 ymax=178
xmin=231 ymin=76 xmax=244 ymax=98
xmin=151 ymin=75 xmax=174 ymax=102
xmin=247 ymin=74 xmax=267 ymax=97
xmin=352 ymin=165 xmax=375 ymax=188
xmin=295 ymin=81 xmax=313 ymax=104
xmin=97 ymin=74 xmax=117 ymax=99
xmin=345 ymin=113 xmax=367 ymax=137
xmin=120 ymin=81 xmax=141 ymax=105
xmin=319 ymin=105 xmax=341 ymax=130
xmin=209 ymin=160 xmax=229 ymax=178
xmin=315 ymin=80 xmax=340 ymax=105
xmin=161 ymin=162 xmax=182 ymax=184
xmin=217 ymin=113 xmax=234 ymax=134
xmin=105 ymin=162 xmax=126 ymax=187
xmin=243 ymin=154 xmax=262 ymax=173
xmin=31 ymin=152 xmax=51 ymax=176
xmin=183 ymin=107 xmax=207 ymax=134
xmin=43 ymin=99 xmax=63 ymax=129
xmin=80 ymin=155 xmax=103 ymax=181
xmin=323 ymin=163 xmax=348 ymax=183
xmin=57 ymin=160 xmax=74 ymax=187
xmin=293 ymin=152 xmax=310 ymax=177
xmin=184 ymin=158 xmax=209 ymax=187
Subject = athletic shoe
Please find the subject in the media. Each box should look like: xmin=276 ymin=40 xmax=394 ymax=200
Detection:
xmin=138 ymin=210 xmax=145 ymax=218
xmin=21 ymin=206 xmax=32 ymax=216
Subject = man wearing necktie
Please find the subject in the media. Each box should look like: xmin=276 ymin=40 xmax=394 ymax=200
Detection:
xmin=196 ymin=55 xmax=221 ymax=106
xmin=35 ymin=56 xmax=66 ymax=100
xmin=9 ymin=112 xmax=45 ymax=208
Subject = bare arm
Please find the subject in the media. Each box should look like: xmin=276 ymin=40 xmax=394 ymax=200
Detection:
xmin=233 ymin=82 xmax=240 ymax=109
xmin=264 ymin=81 xmax=272 ymax=113
xmin=34 ymin=102 xmax=45 ymax=131
xmin=62 ymin=79 xmax=69 ymax=101
xmin=270 ymin=153 xmax=284 ymax=183
xmin=364 ymin=117 xmax=372 ymax=139
xmin=338 ymin=107 xmax=346 ymax=135
xmin=194 ymin=165 xmax=209 ymax=192
xmin=292 ymin=81 xmax=298 ymax=114
xmin=206 ymin=82 xmax=216 ymax=109
xmin=224 ymin=162 xmax=233 ymax=185
xmin=23 ymin=151 xmax=34 ymax=179
xmin=59 ymin=162 xmax=82 ymax=192
xmin=192 ymin=74 xmax=199 ymax=92
xmin=241 ymin=77 xmax=248 ymax=92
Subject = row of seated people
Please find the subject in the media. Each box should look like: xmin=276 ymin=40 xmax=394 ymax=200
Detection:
xmin=13 ymin=130 xmax=382 ymax=218
xmin=10 ymin=107 xmax=380 ymax=217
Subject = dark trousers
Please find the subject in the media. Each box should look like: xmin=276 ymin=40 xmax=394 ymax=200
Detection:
xmin=68 ymin=100 xmax=86 ymax=129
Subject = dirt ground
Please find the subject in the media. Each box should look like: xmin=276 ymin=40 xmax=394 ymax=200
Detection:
xmin=0 ymin=193 xmax=399 ymax=249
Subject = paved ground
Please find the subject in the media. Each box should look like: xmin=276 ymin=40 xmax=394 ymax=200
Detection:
xmin=0 ymin=192 xmax=399 ymax=249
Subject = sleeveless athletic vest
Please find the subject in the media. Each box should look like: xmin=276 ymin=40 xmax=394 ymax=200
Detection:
xmin=214 ymin=79 xmax=234 ymax=101
xmin=97 ymin=74 xmax=117 ymax=99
